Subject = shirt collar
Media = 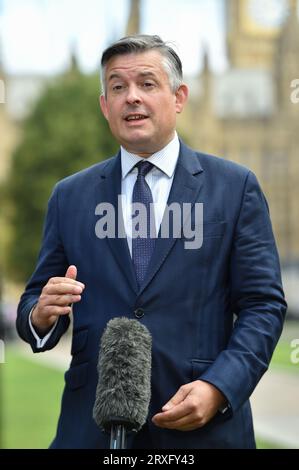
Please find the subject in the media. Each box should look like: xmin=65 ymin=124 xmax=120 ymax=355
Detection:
xmin=121 ymin=132 xmax=180 ymax=179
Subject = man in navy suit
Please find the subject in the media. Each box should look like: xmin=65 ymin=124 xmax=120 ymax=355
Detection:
xmin=17 ymin=35 xmax=287 ymax=449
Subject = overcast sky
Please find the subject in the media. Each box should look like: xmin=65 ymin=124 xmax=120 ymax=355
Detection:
xmin=0 ymin=0 xmax=227 ymax=76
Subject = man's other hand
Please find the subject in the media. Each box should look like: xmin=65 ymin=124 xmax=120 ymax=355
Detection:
xmin=152 ymin=380 xmax=226 ymax=431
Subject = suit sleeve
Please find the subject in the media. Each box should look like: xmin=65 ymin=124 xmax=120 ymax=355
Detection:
xmin=200 ymin=171 xmax=287 ymax=415
xmin=16 ymin=184 xmax=70 ymax=353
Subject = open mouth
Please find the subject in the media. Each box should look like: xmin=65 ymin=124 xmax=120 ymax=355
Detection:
xmin=125 ymin=114 xmax=149 ymax=122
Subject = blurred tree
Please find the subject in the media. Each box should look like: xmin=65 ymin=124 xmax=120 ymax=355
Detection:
xmin=5 ymin=69 xmax=118 ymax=283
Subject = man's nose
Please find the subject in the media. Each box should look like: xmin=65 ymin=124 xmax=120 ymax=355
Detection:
xmin=126 ymin=85 xmax=142 ymax=104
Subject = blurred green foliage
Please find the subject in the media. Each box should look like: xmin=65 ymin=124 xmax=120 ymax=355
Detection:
xmin=5 ymin=69 xmax=118 ymax=283
xmin=270 ymin=338 xmax=299 ymax=373
xmin=2 ymin=346 xmax=64 ymax=448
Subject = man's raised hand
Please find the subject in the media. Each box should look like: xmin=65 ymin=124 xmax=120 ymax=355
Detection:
xmin=31 ymin=265 xmax=85 ymax=334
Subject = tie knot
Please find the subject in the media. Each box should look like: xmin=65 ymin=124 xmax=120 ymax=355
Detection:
xmin=136 ymin=160 xmax=154 ymax=177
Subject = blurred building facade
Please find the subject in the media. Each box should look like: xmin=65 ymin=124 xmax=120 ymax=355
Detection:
xmin=180 ymin=0 xmax=299 ymax=264
xmin=180 ymin=0 xmax=299 ymax=265
xmin=1 ymin=0 xmax=299 ymax=264
xmin=128 ymin=0 xmax=299 ymax=265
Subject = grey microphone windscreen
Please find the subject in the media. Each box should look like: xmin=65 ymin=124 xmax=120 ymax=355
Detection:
xmin=93 ymin=317 xmax=152 ymax=432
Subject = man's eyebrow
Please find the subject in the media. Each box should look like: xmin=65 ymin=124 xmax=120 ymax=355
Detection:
xmin=108 ymin=73 xmax=122 ymax=82
xmin=107 ymin=71 xmax=158 ymax=82
xmin=139 ymin=71 xmax=158 ymax=79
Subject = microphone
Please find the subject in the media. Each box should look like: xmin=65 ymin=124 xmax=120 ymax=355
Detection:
xmin=93 ymin=317 xmax=152 ymax=449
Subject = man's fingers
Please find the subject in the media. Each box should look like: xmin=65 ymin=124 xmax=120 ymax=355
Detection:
xmin=43 ymin=283 xmax=83 ymax=295
xmin=153 ymin=411 xmax=201 ymax=430
xmin=152 ymin=381 xmax=223 ymax=432
xmin=152 ymin=393 xmax=206 ymax=431
xmin=162 ymin=383 xmax=192 ymax=411
xmin=36 ymin=266 xmax=84 ymax=325
xmin=43 ymin=305 xmax=72 ymax=316
xmin=65 ymin=265 xmax=77 ymax=280
xmin=40 ymin=294 xmax=82 ymax=307
xmin=153 ymin=383 xmax=204 ymax=430
xmin=48 ymin=277 xmax=85 ymax=289
xmin=33 ymin=265 xmax=85 ymax=331
xmin=158 ymin=399 xmax=195 ymax=423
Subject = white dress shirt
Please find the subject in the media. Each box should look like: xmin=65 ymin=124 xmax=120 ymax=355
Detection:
xmin=121 ymin=132 xmax=180 ymax=254
xmin=30 ymin=132 xmax=180 ymax=348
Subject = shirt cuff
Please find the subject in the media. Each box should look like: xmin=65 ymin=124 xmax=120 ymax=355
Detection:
xmin=219 ymin=403 xmax=231 ymax=414
xmin=29 ymin=306 xmax=58 ymax=349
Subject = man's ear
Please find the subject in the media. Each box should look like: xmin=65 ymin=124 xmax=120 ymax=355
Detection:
xmin=175 ymin=84 xmax=189 ymax=114
xmin=99 ymin=94 xmax=108 ymax=120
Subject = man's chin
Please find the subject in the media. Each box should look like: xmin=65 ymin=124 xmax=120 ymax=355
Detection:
xmin=120 ymin=134 xmax=156 ymax=155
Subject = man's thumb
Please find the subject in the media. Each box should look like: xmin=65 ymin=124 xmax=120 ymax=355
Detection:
xmin=65 ymin=265 xmax=77 ymax=280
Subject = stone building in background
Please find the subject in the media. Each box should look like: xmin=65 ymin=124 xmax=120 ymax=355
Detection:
xmin=180 ymin=0 xmax=299 ymax=264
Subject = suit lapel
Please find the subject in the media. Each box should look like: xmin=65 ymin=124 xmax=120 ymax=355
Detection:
xmin=138 ymin=141 xmax=204 ymax=294
xmin=96 ymin=142 xmax=204 ymax=297
xmin=98 ymin=153 xmax=139 ymax=294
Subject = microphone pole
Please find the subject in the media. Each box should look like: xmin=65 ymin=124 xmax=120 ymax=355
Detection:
xmin=111 ymin=423 xmax=125 ymax=450
xmin=109 ymin=418 xmax=132 ymax=449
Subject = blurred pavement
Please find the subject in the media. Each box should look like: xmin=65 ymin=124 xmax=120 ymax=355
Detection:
xmin=251 ymin=369 xmax=299 ymax=448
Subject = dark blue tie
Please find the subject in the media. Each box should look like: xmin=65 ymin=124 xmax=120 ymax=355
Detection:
xmin=132 ymin=161 xmax=156 ymax=287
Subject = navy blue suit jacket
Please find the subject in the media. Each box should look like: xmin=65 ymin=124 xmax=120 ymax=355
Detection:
xmin=17 ymin=141 xmax=287 ymax=448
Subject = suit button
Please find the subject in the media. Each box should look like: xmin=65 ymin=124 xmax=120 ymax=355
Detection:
xmin=134 ymin=308 xmax=144 ymax=319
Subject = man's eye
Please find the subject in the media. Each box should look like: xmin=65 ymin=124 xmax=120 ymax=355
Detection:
xmin=143 ymin=82 xmax=155 ymax=88
xmin=112 ymin=85 xmax=124 ymax=91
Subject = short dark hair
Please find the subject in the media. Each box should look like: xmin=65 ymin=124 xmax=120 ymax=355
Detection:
xmin=100 ymin=34 xmax=183 ymax=95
